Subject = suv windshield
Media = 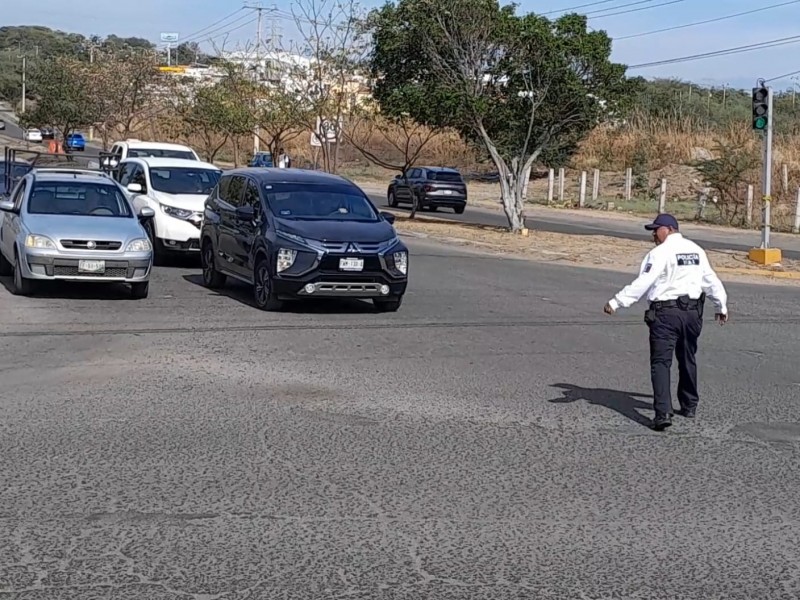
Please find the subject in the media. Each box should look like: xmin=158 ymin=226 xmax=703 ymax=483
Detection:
xmin=27 ymin=182 xmax=133 ymax=217
xmin=265 ymin=183 xmax=379 ymax=221
xmin=128 ymin=148 xmax=195 ymax=160
xmin=149 ymin=167 xmax=221 ymax=195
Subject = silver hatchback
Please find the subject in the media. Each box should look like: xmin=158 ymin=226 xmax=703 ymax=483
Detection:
xmin=0 ymin=169 xmax=155 ymax=298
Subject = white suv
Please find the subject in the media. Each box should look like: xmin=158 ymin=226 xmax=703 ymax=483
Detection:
xmin=102 ymin=140 xmax=200 ymax=169
xmin=115 ymin=157 xmax=221 ymax=262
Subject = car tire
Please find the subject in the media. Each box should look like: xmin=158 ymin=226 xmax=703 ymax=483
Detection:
xmin=201 ymin=239 xmax=226 ymax=288
xmin=388 ymin=191 xmax=398 ymax=207
xmin=130 ymin=281 xmax=149 ymax=299
xmin=11 ymin=252 xmax=34 ymax=296
xmin=374 ymin=296 xmax=403 ymax=312
xmin=0 ymin=250 xmax=12 ymax=276
xmin=253 ymin=255 xmax=282 ymax=311
xmin=143 ymin=220 xmax=165 ymax=266
xmin=454 ymin=205 xmax=465 ymax=214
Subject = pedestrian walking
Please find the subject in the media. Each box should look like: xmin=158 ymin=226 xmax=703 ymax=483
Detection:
xmin=603 ymin=214 xmax=728 ymax=431
xmin=277 ymin=148 xmax=291 ymax=169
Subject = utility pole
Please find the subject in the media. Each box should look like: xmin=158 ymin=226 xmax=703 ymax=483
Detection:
xmin=244 ymin=1 xmax=266 ymax=156
xmin=20 ymin=55 xmax=26 ymax=114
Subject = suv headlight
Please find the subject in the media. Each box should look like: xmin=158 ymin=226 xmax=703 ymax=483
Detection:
xmin=161 ymin=204 xmax=193 ymax=220
xmin=126 ymin=238 xmax=152 ymax=252
xmin=276 ymin=248 xmax=297 ymax=272
xmin=393 ymin=251 xmax=408 ymax=275
xmin=25 ymin=234 xmax=56 ymax=249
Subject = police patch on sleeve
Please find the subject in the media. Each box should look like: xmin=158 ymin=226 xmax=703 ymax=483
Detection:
xmin=676 ymin=253 xmax=700 ymax=266
xmin=643 ymin=263 xmax=652 ymax=273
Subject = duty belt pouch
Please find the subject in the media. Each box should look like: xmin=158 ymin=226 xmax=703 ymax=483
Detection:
xmin=644 ymin=308 xmax=656 ymax=325
xmin=676 ymin=295 xmax=690 ymax=310
xmin=698 ymin=292 xmax=706 ymax=318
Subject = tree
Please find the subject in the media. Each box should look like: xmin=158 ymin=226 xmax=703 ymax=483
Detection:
xmin=253 ymin=87 xmax=303 ymax=162
xmin=368 ymin=0 xmax=637 ymax=231
xmin=289 ymin=0 xmax=368 ymax=172
xmin=21 ymin=56 xmax=99 ymax=145
xmin=343 ymin=104 xmax=442 ymax=218
xmin=91 ymin=50 xmax=164 ymax=148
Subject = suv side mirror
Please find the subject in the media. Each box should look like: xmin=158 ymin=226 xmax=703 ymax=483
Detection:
xmin=235 ymin=205 xmax=255 ymax=220
xmin=127 ymin=183 xmax=143 ymax=194
xmin=380 ymin=211 xmax=395 ymax=224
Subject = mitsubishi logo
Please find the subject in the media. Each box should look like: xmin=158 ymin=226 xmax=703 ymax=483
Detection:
xmin=87 ymin=241 xmax=96 ymax=249
xmin=346 ymin=243 xmax=359 ymax=253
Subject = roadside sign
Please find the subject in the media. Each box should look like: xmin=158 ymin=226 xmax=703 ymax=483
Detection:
xmin=160 ymin=32 xmax=180 ymax=43
xmin=310 ymin=116 xmax=341 ymax=147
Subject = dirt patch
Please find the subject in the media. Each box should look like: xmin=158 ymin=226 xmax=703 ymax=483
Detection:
xmin=393 ymin=214 xmax=800 ymax=286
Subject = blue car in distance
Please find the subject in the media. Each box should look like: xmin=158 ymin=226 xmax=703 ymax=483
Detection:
xmin=65 ymin=133 xmax=86 ymax=152
xmin=249 ymin=151 xmax=273 ymax=167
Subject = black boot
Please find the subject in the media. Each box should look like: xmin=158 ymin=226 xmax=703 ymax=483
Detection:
xmin=651 ymin=413 xmax=672 ymax=431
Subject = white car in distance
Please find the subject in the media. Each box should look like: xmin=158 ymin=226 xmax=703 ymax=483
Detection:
xmin=23 ymin=128 xmax=43 ymax=143
xmin=115 ymin=157 xmax=221 ymax=262
xmin=102 ymin=140 xmax=201 ymax=169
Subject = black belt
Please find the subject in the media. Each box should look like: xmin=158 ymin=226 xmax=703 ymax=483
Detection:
xmin=650 ymin=298 xmax=701 ymax=309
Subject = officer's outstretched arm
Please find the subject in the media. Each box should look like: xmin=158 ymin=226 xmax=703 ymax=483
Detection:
xmin=607 ymin=251 xmax=665 ymax=311
xmin=700 ymin=251 xmax=728 ymax=315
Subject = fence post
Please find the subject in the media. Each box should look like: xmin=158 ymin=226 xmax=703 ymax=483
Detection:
xmin=746 ymin=185 xmax=754 ymax=227
xmin=592 ymin=168 xmax=600 ymax=201
xmin=658 ymin=179 xmax=667 ymax=213
xmin=579 ymin=171 xmax=587 ymax=208
xmin=624 ymin=167 xmax=632 ymax=201
xmin=783 ymin=164 xmax=789 ymax=193
xmin=547 ymin=168 xmax=554 ymax=204
xmin=558 ymin=167 xmax=565 ymax=203
xmin=794 ymin=187 xmax=800 ymax=234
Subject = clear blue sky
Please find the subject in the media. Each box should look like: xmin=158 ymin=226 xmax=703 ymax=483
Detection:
xmin=5 ymin=0 xmax=800 ymax=90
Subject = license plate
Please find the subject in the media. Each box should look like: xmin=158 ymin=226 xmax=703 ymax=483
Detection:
xmin=339 ymin=258 xmax=364 ymax=271
xmin=444 ymin=190 xmax=452 ymax=194
xmin=78 ymin=260 xmax=105 ymax=273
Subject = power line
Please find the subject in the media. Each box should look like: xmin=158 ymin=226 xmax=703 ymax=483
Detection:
xmin=628 ymin=33 xmax=800 ymax=69
xmin=765 ymin=67 xmax=800 ymax=82
xmin=179 ymin=9 xmax=244 ymax=43
xmin=584 ymin=0 xmax=657 ymax=16
xmin=181 ymin=12 xmax=255 ymax=44
xmin=617 ymin=0 xmax=800 ymax=40
xmin=541 ymin=0 xmax=627 ymax=16
xmin=591 ymin=0 xmax=686 ymax=19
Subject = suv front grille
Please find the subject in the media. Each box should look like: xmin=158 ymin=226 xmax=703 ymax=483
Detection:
xmin=320 ymin=241 xmax=383 ymax=253
xmin=60 ymin=240 xmax=122 ymax=250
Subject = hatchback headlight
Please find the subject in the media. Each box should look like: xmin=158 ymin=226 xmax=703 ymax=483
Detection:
xmin=393 ymin=251 xmax=408 ymax=275
xmin=25 ymin=234 xmax=56 ymax=249
xmin=276 ymin=248 xmax=297 ymax=272
xmin=161 ymin=205 xmax=193 ymax=220
xmin=126 ymin=238 xmax=152 ymax=252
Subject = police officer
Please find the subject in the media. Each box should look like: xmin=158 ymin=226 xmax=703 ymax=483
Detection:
xmin=603 ymin=214 xmax=728 ymax=431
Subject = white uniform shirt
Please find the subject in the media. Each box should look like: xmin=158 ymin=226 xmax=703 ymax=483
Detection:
xmin=608 ymin=232 xmax=728 ymax=315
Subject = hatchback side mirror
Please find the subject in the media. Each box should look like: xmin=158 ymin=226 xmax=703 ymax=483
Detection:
xmin=138 ymin=206 xmax=155 ymax=220
xmin=380 ymin=211 xmax=395 ymax=224
xmin=0 ymin=199 xmax=15 ymax=212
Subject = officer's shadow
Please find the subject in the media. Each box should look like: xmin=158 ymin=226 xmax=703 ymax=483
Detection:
xmin=548 ymin=383 xmax=654 ymax=428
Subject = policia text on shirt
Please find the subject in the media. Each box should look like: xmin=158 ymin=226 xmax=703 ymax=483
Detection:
xmin=603 ymin=214 xmax=728 ymax=432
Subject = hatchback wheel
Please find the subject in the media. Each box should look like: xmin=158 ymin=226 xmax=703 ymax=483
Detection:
xmin=130 ymin=281 xmax=149 ymax=299
xmin=201 ymin=240 xmax=226 ymax=288
xmin=0 ymin=251 xmax=12 ymax=276
xmin=253 ymin=256 xmax=283 ymax=311
xmin=11 ymin=252 xmax=34 ymax=296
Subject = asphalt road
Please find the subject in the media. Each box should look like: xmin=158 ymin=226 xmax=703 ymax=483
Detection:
xmin=1 ymin=237 xmax=799 ymax=599
xmin=371 ymin=195 xmax=800 ymax=260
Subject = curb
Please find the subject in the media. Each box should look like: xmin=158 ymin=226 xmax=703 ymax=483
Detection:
xmin=716 ymin=267 xmax=800 ymax=280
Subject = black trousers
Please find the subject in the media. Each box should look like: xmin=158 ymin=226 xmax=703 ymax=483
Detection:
xmin=648 ymin=305 xmax=703 ymax=417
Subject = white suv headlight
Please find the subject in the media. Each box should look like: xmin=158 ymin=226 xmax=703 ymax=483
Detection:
xmin=276 ymin=248 xmax=297 ymax=272
xmin=393 ymin=251 xmax=408 ymax=275
xmin=126 ymin=238 xmax=152 ymax=252
xmin=161 ymin=204 xmax=193 ymax=220
xmin=25 ymin=234 xmax=56 ymax=249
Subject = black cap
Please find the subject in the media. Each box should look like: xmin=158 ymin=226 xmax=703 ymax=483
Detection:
xmin=644 ymin=213 xmax=679 ymax=231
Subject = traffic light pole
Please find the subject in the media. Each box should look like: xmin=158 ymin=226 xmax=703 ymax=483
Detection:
xmin=761 ymin=85 xmax=774 ymax=249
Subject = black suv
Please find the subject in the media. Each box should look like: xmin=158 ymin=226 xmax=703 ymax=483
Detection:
xmin=200 ymin=169 xmax=409 ymax=311
xmin=387 ymin=166 xmax=467 ymax=213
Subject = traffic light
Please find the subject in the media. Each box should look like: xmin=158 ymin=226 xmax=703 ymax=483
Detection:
xmin=752 ymin=86 xmax=769 ymax=131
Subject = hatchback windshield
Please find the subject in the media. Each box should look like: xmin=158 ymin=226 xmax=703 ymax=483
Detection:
xmin=149 ymin=167 xmax=221 ymax=195
xmin=265 ymin=184 xmax=379 ymax=221
xmin=128 ymin=148 xmax=196 ymax=160
xmin=27 ymin=182 xmax=133 ymax=217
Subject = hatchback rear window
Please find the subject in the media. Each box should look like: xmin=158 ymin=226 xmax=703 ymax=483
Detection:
xmin=427 ymin=171 xmax=463 ymax=182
